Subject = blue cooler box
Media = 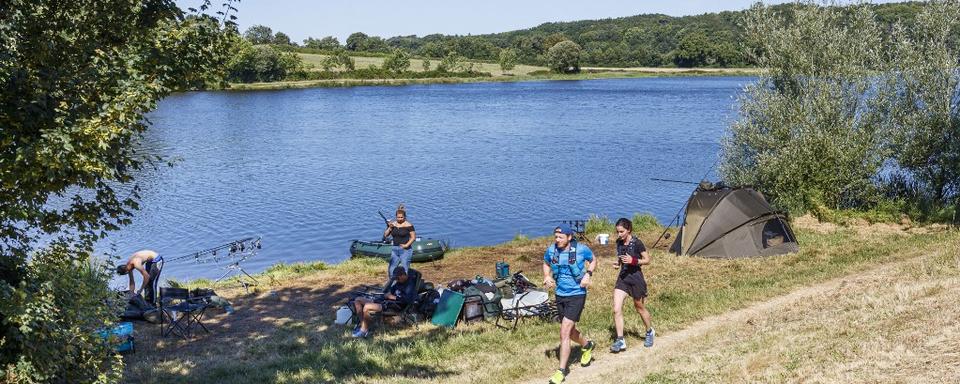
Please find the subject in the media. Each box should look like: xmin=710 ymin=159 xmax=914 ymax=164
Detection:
xmin=98 ymin=321 xmax=134 ymax=353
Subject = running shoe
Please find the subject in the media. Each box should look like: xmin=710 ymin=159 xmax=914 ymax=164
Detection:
xmin=610 ymin=338 xmax=627 ymax=353
xmin=644 ymin=328 xmax=656 ymax=348
xmin=580 ymin=340 xmax=595 ymax=366
xmin=351 ymin=329 xmax=369 ymax=338
xmin=548 ymin=368 xmax=568 ymax=384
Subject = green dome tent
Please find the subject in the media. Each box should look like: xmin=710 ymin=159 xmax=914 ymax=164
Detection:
xmin=669 ymin=183 xmax=799 ymax=258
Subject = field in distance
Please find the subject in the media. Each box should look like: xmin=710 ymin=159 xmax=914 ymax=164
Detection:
xmin=298 ymin=53 xmax=546 ymax=76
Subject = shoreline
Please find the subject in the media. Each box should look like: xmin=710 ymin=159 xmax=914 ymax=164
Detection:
xmin=224 ymin=68 xmax=761 ymax=91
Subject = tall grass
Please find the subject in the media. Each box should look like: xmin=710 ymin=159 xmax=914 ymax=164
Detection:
xmin=585 ymin=213 xmax=661 ymax=235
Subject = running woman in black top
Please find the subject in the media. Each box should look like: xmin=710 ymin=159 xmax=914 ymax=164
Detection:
xmin=610 ymin=217 xmax=654 ymax=353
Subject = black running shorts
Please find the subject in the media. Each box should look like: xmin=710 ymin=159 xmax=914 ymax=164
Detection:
xmin=555 ymin=294 xmax=587 ymax=322
xmin=615 ymin=271 xmax=648 ymax=299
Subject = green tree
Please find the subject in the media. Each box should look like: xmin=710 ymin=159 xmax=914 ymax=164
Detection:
xmin=543 ymin=33 xmax=570 ymax=52
xmin=0 ymin=1 xmax=235 ymax=382
xmin=273 ymin=31 xmax=293 ymax=46
xmin=319 ymin=36 xmax=341 ymax=50
xmin=360 ymin=36 xmax=389 ymax=52
xmin=437 ymin=52 xmax=464 ymax=72
xmin=421 ymin=59 xmax=431 ymax=71
xmin=244 ymin=24 xmax=274 ymax=44
xmin=498 ymin=48 xmax=518 ymax=73
xmin=546 ymin=40 xmax=582 ymax=73
xmin=421 ymin=42 xmax=447 ymax=58
xmin=346 ymin=32 xmax=368 ymax=51
xmin=721 ymin=2 xmax=887 ymax=214
xmin=881 ymin=1 xmax=960 ymax=212
xmin=673 ymin=30 xmax=714 ymax=67
xmin=320 ymin=48 xmax=355 ymax=71
xmin=227 ymin=41 xmax=305 ymax=82
xmin=382 ymin=49 xmax=411 ymax=73
xmin=303 ymin=36 xmax=341 ymax=50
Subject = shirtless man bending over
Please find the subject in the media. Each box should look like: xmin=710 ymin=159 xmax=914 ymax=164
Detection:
xmin=116 ymin=250 xmax=163 ymax=304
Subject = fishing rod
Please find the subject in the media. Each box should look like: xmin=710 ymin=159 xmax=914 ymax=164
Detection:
xmin=377 ymin=210 xmax=391 ymax=242
xmin=648 ymin=156 xmax=723 ymax=250
xmin=166 ymin=237 xmax=262 ymax=263
xmin=650 ymin=178 xmax=700 ymax=185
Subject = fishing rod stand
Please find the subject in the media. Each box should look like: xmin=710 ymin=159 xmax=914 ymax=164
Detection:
xmin=169 ymin=237 xmax=263 ymax=293
xmin=215 ymin=259 xmax=260 ymax=293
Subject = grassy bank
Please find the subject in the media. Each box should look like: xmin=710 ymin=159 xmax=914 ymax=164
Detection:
xmin=123 ymin=219 xmax=958 ymax=383
xmin=226 ymin=67 xmax=757 ymax=91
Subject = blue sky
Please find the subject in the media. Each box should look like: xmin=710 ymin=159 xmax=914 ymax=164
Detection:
xmin=179 ymin=0 xmax=806 ymax=43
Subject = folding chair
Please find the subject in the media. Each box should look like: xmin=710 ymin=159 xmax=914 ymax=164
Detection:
xmin=375 ymin=269 xmax=424 ymax=329
xmin=158 ymin=287 xmax=210 ymax=338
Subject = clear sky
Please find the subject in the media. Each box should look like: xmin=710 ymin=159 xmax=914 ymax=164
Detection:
xmin=179 ymin=0 xmax=806 ymax=43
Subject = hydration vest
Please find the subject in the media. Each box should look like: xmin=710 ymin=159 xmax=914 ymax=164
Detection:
xmin=549 ymin=241 xmax=584 ymax=283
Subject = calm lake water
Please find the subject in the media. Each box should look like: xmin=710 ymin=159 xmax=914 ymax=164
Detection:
xmin=103 ymin=77 xmax=752 ymax=282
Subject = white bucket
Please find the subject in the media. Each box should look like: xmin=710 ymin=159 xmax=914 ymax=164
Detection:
xmin=334 ymin=305 xmax=353 ymax=325
xmin=597 ymin=234 xmax=610 ymax=245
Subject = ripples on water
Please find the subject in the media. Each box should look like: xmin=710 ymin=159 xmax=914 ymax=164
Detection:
xmin=102 ymin=77 xmax=752 ymax=281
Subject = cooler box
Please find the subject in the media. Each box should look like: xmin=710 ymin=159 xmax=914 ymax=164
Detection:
xmin=98 ymin=321 xmax=134 ymax=353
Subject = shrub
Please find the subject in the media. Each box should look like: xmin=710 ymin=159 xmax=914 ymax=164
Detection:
xmin=631 ymin=213 xmax=662 ymax=233
xmin=382 ymin=49 xmax=411 ymax=73
xmin=1 ymin=245 xmax=124 ymax=383
xmin=721 ymin=1 xmax=959 ymax=222
xmin=498 ymin=48 xmax=518 ymax=72
xmin=721 ymin=2 xmax=887 ymax=214
xmin=585 ymin=215 xmax=615 ymax=235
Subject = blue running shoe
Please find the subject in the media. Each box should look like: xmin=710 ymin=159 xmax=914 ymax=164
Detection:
xmin=610 ymin=338 xmax=627 ymax=353
xmin=644 ymin=328 xmax=655 ymax=348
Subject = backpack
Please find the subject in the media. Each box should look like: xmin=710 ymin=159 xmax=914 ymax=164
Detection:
xmin=547 ymin=241 xmax=584 ymax=283
xmin=417 ymin=289 xmax=441 ymax=317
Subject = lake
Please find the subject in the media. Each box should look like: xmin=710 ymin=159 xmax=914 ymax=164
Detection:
xmin=104 ymin=76 xmax=752 ymax=282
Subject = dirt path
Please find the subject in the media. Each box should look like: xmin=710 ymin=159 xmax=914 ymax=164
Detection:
xmin=521 ymin=252 xmax=948 ymax=384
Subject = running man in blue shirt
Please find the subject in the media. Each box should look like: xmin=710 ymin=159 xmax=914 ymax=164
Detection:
xmin=543 ymin=225 xmax=597 ymax=384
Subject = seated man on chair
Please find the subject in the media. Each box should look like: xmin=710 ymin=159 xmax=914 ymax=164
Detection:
xmin=352 ymin=266 xmax=419 ymax=338
xmin=116 ymin=249 xmax=163 ymax=305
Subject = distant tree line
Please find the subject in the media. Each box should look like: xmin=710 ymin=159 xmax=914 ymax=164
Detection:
xmin=229 ymin=2 xmax=948 ymax=81
xmin=247 ymin=2 xmax=934 ymax=69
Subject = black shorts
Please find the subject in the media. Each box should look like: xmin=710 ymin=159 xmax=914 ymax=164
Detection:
xmin=555 ymin=294 xmax=587 ymax=322
xmin=615 ymin=271 xmax=648 ymax=299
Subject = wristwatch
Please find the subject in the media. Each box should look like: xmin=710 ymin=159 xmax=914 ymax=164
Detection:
xmin=585 ymin=270 xmax=593 ymax=276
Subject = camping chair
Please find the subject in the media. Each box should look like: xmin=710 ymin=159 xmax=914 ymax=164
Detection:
xmin=375 ymin=269 xmax=424 ymax=330
xmin=158 ymin=287 xmax=210 ymax=339
xmin=492 ymin=272 xmax=559 ymax=330
xmin=494 ymin=290 xmax=558 ymax=330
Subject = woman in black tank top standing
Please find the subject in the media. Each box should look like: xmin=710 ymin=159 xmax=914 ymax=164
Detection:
xmin=383 ymin=204 xmax=416 ymax=276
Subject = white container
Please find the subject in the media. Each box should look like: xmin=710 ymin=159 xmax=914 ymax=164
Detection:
xmin=597 ymin=233 xmax=610 ymax=245
xmin=334 ymin=305 xmax=353 ymax=325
